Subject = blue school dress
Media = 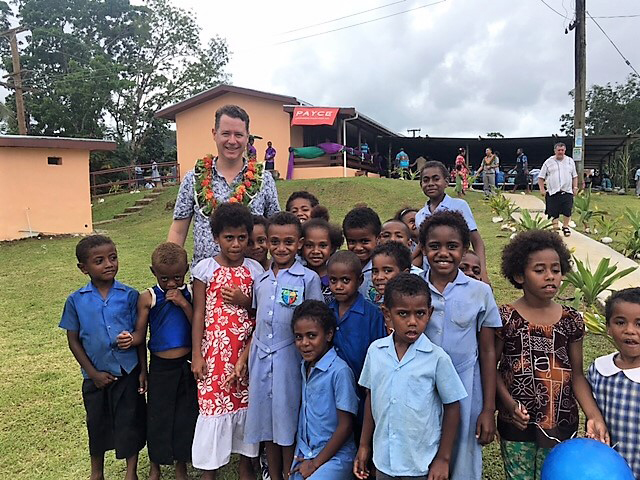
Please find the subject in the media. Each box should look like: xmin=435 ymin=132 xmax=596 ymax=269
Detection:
xmin=290 ymin=348 xmax=358 ymax=480
xmin=421 ymin=270 xmax=501 ymax=480
xmin=244 ymin=261 xmax=323 ymax=446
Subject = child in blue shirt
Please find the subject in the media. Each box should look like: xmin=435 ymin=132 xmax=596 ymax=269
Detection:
xmin=418 ymin=211 xmax=501 ymax=480
xmin=59 ymin=235 xmax=146 ymax=480
xmin=342 ymin=206 xmax=381 ymax=299
xmin=355 ymin=274 xmax=467 ymax=480
xmin=243 ymin=212 xmax=323 ymax=480
xmin=116 ymin=242 xmax=197 ymax=480
xmin=302 ymin=218 xmax=344 ymax=304
xmin=290 ymin=300 xmax=358 ymax=480
xmin=327 ymin=251 xmax=386 ymax=422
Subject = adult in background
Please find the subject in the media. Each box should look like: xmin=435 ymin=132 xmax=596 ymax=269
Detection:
xmin=454 ymin=148 xmax=469 ymax=195
xmin=476 ymin=147 xmax=499 ymax=197
xmin=247 ymin=135 xmax=257 ymax=160
xmin=538 ymin=142 xmax=578 ymax=237
xmin=168 ymin=105 xmax=280 ymax=266
xmin=395 ymin=148 xmax=409 ymax=179
xmin=264 ymin=141 xmax=276 ymax=170
xmin=512 ymin=147 xmax=530 ymax=193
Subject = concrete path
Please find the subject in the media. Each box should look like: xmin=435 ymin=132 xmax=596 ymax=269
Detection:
xmin=503 ymin=193 xmax=640 ymax=301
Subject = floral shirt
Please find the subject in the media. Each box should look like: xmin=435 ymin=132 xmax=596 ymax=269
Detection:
xmin=173 ymin=158 xmax=280 ymax=267
xmin=497 ymin=304 xmax=584 ymax=447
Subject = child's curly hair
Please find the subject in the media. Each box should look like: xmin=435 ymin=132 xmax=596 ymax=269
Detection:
xmin=371 ymin=241 xmax=412 ymax=272
xmin=268 ymin=211 xmax=303 ymax=237
xmin=342 ymin=206 xmax=382 ymax=237
xmin=285 ymin=191 xmax=319 ymax=211
xmin=384 ymin=273 xmax=432 ymax=309
xmin=302 ymin=218 xmax=343 ymax=251
xmin=209 ymin=203 xmax=254 ymax=238
xmin=418 ymin=210 xmax=470 ymax=249
xmin=151 ymin=242 xmax=188 ymax=268
xmin=501 ymin=230 xmax=572 ymax=289
xmin=605 ymin=287 xmax=640 ymax=325
xmin=292 ymin=300 xmax=336 ymax=333
xmin=76 ymin=235 xmax=114 ymax=263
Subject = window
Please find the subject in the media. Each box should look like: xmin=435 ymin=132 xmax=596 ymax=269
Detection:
xmin=48 ymin=156 xmax=62 ymax=165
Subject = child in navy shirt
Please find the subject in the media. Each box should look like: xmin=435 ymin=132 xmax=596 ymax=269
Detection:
xmin=327 ymin=251 xmax=386 ymax=432
xmin=59 ymin=235 xmax=146 ymax=480
xmin=116 ymin=242 xmax=197 ymax=480
xmin=342 ymin=206 xmax=381 ymax=299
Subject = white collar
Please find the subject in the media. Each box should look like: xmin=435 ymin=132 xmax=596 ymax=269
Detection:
xmin=594 ymin=352 xmax=640 ymax=383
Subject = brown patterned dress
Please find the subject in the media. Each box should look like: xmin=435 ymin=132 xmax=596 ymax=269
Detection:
xmin=497 ymin=304 xmax=585 ymax=447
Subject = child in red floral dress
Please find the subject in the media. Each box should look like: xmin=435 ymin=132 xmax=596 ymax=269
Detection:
xmin=191 ymin=203 xmax=264 ymax=479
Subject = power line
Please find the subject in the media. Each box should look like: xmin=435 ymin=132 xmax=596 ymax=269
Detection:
xmin=587 ymin=10 xmax=640 ymax=76
xmin=538 ymin=0 xmax=569 ymax=19
xmin=275 ymin=0 xmax=446 ymax=45
xmin=280 ymin=0 xmax=407 ymax=35
xmin=538 ymin=0 xmax=640 ymax=20
xmin=590 ymin=13 xmax=640 ymax=19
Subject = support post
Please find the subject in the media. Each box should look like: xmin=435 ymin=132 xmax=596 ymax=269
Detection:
xmin=574 ymin=0 xmax=586 ymax=186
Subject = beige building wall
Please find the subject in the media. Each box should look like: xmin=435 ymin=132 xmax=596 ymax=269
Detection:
xmin=292 ymin=166 xmax=379 ymax=179
xmin=175 ymin=93 xmax=295 ymax=177
xmin=0 ymin=147 xmax=93 ymax=240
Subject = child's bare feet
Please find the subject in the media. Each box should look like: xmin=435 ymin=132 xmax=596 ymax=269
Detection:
xmin=148 ymin=461 xmax=161 ymax=480
xmin=175 ymin=461 xmax=188 ymax=480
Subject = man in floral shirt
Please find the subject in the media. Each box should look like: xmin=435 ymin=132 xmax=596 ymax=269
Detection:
xmin=168 ymin=105 xmax=280 ymax=267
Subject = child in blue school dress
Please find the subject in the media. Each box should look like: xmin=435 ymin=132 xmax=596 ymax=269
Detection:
xmin=418 ymin=211 xmax=501 ymax=480
xmin=241 ymin=212 xmax=323 ymax=480
xmin=290 ymin=300 xmax=358 ymax=480
xmin=302 ymin=217 xmax=344 ymax=304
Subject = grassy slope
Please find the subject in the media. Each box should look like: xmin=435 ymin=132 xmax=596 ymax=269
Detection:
xmin=0 ymin=178 xmax=613 ymax=479
xmin=91 ymin=191 xmax=147 ymax=223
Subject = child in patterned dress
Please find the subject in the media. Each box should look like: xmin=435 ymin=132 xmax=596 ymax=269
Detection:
xmin=497 ymin=230 xmax=609 ymax=480
xmin=588 ymin=287 xmax=640 ymax=478
xmin=190 ymin=203 xmax=264 ymax=479
xmin=302 ymin=217 xmax=344 ymax=304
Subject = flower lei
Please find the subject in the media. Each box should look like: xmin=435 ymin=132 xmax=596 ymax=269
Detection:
xmin=194 ymin=154 xmax=265 ymax=216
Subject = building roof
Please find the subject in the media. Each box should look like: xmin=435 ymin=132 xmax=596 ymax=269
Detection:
xmin=0 ymin=135 xmax=117 ymax=151
xmin=282 ymin=105 xmax=399 ymax=138
xmin=156 ymin=84 xmax=301 ymax=120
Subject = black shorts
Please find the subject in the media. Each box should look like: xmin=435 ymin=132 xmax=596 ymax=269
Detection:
xmin=82 ymin=364 xmax=146 ymax=458
xmin=147 ymin=353 xmax=198 ymax=464
xmin=545 ymin=192 xmax=574 ymax=219
xmin=515 ymin=170 xmax=528 ymax=186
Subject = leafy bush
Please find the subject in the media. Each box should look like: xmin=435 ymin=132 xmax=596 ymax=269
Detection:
xmin=573 ymin=188 xmax=605 ymax=232
xmin=621 ymin=208 xmax=640 ymax=257
xmin=595 ymin=216 xmax=623 ymax=238
xmin=515 ymin=210 xmax=553 ymax=231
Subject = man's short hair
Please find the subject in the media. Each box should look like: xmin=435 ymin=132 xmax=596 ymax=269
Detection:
xmin=554 ymin=142 xmax=566 ymax=150
xmin=215 ymin=105 xmax=250 ymax=132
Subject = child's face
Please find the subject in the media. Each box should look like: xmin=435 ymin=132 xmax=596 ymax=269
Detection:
xmin=246 ymin=224 xmax=268 ymax=264
xmin=215 ymin=226 xmax=249 ymax=264
xmin=401 ymin=212 xmax=418 ymax=238
xmin=383 ymin=293 xmax=433 ymax=347
xmin=294 ymin=316 xmax=333 ymax=366
xmin=459 ymin=253 xmax=482 ymax=281
xmin=379 ymin=221 xmax=410 ymax=246
xmin=151 ymin=261 xmax=188 ymax=291
xmin=515 ymin=248 xmax=562 ymax=300
xmin=268 ymin=223 xmax=303 ymax=269
xmin=78 ymin=243 xmax=119 ymax=284
xmin=345 ymin=226 xmax=378 ymax=265
xmin=372 ymin=254 xmax=404 ymax=296
xmin=328 ymin=262 xmax=361 ymax=304
xmin=288 ymin=198 xmax=314 ymax=224
xmin=420 ymin=167 xmax=448 ymax=200
xmin=302 ymin=227 xmax=332 ymax=270
xmin=607 ymin=300 xmax=640 ymax=366
xmin=423 ymin=225 xmax=465 ymax=279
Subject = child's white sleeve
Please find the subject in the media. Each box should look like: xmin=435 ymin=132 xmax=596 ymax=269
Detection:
xmin=191 ymin=258 xmax=218 ymax=284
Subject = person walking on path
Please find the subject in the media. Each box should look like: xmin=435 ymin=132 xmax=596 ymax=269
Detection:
xmin=512 ymin=148 xmax=530 ymax=193
xmin=476 ymin=147 xmax=499 ymax=197
xmin=538 ymin=142 xmax=578 ymax=237
xmin=167 ymin=105 xmax=280 ymax=267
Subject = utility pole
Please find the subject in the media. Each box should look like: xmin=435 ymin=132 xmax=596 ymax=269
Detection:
xmin=574 ymin=0 xmax=586 ymax=186
xmin=407 ymin=128 xmax=421 ymax=137
xmin=1 ymin=27 xmax=28 ymax=135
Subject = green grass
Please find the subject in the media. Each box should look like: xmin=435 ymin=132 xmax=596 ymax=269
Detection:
xmin=0 ymin=178 xmax=613 ymax=479
xmin=91 ymin=190 xmax=147 ymax=223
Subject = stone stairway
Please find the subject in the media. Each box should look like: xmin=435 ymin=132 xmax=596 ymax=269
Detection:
xmin=93 ymin=188 xmax=164 ymax=226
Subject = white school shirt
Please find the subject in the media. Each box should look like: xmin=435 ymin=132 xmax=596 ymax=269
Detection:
xmin=538 ymin=155 xmax=577 ymax=195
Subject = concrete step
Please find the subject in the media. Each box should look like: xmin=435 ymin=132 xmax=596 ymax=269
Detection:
xmin=144 ymin=192 xmax=162 ymax=199
xmin=113 ymin=213 xmax=132 ymax=219
xmin=134 ymin=198 xmax=155 ymax=206
xmin=124 ymin=206 xmax=144 ymax=214
xmin=93 ymin=219 xmax=115 ymax=226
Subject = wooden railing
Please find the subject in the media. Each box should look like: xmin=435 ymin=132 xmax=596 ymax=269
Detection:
xmin=90 ymin=161 xmax=179 ymax=197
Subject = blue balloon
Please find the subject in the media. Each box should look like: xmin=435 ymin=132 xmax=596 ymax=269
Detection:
xmin=541 ymin=438 xmax=634 ymax=480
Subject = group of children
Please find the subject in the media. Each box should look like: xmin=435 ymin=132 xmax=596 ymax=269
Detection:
xmin=60 ymin=159 xmax=640 ymax=480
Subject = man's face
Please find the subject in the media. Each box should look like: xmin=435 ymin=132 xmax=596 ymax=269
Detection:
xmin=554 ymin=145 xmax=566 ymax=158
xmin=212 ymin=114 xmax=249 ymax=163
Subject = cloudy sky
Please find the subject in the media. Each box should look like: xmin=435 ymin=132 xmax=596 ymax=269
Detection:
xmin=173 ymin=0 xmax=639 ymax=138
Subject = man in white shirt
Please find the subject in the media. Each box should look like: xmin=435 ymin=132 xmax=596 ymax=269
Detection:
xmin=634 ymin=166 xmax=640 ymax=197
xmin=537 ymin=142 xmax=578 ymax=236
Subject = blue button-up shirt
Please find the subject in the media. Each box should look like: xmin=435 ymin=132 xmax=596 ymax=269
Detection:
xmin=296 ymin=348 xmax=358 ymax=461
xmin=359 ymin=333 xmax=467 ymax=477
xmin=358 ymin=259 xmax=373 ymax=298
xmin=59 ymin=280 xmax=139 ymax=379
xmin=415 ymin=194 xmax=478 ymax=231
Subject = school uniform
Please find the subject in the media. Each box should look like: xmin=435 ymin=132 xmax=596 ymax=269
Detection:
xmin=359 ymin=333 xmax=467 ymax=478
xmin=420 ymin=270 xmax=501 ymax=480
xmin=146 ymin=284 xmax=198 ymax=465
xmin=328 ymin=293 xmax=386 ymax=424
xmin=290 ymin=348 xmax=358 ymax=480
xmin=244 ymin=261 xmax=323 ymax=446
xmin=414 ymin=194 xmax=478 ymax=231
xmin=59 ymin=280 xmax=146 ymax=459
xmin=358 ymin=259 xmax=374 ymax=299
